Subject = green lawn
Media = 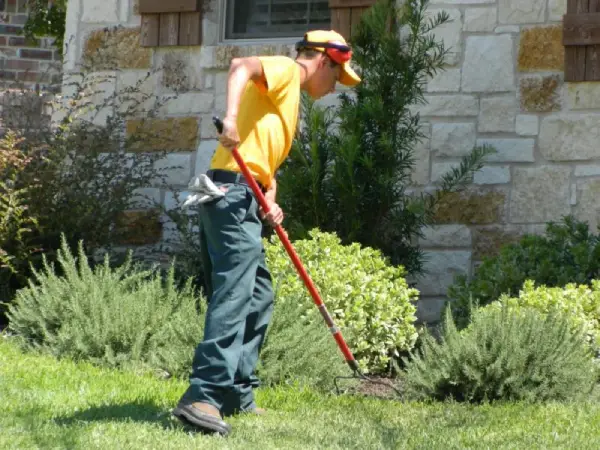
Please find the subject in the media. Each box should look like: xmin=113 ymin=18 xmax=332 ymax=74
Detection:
xmin=2 ymin=336 xmax=600 ymax=449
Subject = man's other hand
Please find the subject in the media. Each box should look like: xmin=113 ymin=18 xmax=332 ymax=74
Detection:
xmin=259 ymin=200 xmax=284 ymax=227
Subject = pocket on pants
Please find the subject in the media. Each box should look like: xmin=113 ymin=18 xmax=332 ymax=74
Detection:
xmin=208 ymin=184 xmax=254 ymax=224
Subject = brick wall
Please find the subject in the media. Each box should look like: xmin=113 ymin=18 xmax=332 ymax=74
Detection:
xmin=0 ymin=0 xmax=62 ymax=90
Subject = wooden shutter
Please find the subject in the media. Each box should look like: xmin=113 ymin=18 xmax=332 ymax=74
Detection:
xmin=329 ymin=0 xmax=376 ymax=40
xmin=139 ymin=0 xmax=203 ymax=47
xmin=563 ymin=0 xmax=600 ymax=81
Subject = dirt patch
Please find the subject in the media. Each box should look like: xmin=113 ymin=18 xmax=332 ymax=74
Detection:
xmin=335 ymin=375 xmax=403 ymax=400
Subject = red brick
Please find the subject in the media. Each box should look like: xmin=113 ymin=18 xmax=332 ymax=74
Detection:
xmin=16 ymin=0 xmax=26 ymax=13
xmin=0 ymin=36 xmax=5 ymax=45
xmin=5 ymin=59 xmax=38 ymax=70
xmin=8 ymin=36 xmax=25 ymax=46
xmin=0 ymin=24 xmax=20 ymax=34
xmin=17 ymin=71 xmax=47 ymax=82
xmin=6 ymin=0 xmax=16 ymax=13
xmin=20 ymin=48 xmax=53 ymax=60
xmin=0 ymin=70 xmax=17 ymax=81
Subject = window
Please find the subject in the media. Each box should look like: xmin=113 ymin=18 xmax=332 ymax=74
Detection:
xmin=224 ymin=0 xmax=331 ymax=40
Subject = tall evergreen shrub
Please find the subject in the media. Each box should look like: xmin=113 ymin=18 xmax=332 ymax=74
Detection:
xmin=278 ymin=0 xmax=494 ymax=275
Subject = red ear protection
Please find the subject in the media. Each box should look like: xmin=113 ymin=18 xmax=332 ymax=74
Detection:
xmin=295 ymin=40 xmax=352 ymax=65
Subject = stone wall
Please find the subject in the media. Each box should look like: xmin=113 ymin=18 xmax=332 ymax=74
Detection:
xmin=408 ymin=0 xmax=600 ymax=323
xmin=62 ymin=0 xmax=600 ymax=323
xmin=0 ymin=0 xmax=61 ymax=89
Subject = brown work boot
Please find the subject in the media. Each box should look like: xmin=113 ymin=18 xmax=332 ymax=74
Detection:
xmin=172 ymin=401 xmax=231 ymax=436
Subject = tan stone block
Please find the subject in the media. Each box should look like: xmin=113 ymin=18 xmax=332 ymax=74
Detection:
xmin=510 ymin=166 xmax=571 ymax=223
xmin=539 ymin=114 xmax=600 ymax=161
xmin=116 ymin=70 xmax=160 ymax=114
xmin=574 ymin=179 xmax=600 ymax=231
xmin=473 ymin=226 xmax=520 ymax=260
xmin=518 ymin=26 xmax=564 ymax=72
xmin=115 ymin=209 xmax=162 ymax=245
xmin=420 ymin=225 xmax=472 ymax=248
xmin=426 ymin=9 xmax=462 ymax=65
xmin=464 ymin=7 xmax=497 ymax=32
xmin=520 ymin=75 xmax=561 ymax=112
xmin=82 ymin=0 xmax=119 ymax=23
xmin=414 ymin=95 xmax=479 ymax=117
xmin=567 ymin=83 xmax=600 ymax=110
xmin=479 ymin=96 xmax=517 ymax=132
xmin=160 ymin=93 xmax=214 ymax=115
xmin=83 ymin=27 xmax=151 ymax=71
xmin=415 ymin=297 xmax=448 ymax=325
xmin=155 ymin=48 xmax=205 ymax=92
xmin=499 ymin=0 xmax=546 ymax=24
xmin=462 ymin=35 xmax=515 ymax=92
xmin=434 ymin=188 xmax=506 ymax=224
xmin=200 ymin=114 xmax=220 ymax=140
xmin=472 ymin=225 xmax=544 ymax=260
xmin=212 ymin=44 xmax=294 ymax=70
xmin=549 ymin=0 xmax=567 ymax=21
xmin=417 ymin=251 xmax=472 ymax=296
xmin=126 ymin=117 xmax=199 ymax=152
xmin=411 ymin=131 xmax=431 ymax=186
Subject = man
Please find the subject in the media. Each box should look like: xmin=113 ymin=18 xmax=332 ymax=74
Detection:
xmin=173 ymin=29 xmax=361 ymax=436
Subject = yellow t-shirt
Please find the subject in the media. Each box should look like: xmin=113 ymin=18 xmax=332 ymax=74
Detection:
xmin=209 ymin=56 xmax=301 ymax=190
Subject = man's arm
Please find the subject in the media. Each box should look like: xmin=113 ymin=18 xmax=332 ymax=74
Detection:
xmin=219 ymin=57 xmax=266 ymax=150
xmin=225 ymin=57 xmax=265 ymax=119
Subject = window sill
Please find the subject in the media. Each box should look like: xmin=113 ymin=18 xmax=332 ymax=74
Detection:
xmin=219 ymin=36 xmax=299 ymax=46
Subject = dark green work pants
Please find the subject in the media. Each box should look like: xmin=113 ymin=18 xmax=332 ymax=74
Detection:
xmin=181 ymin=181 xmax=274 ymax=416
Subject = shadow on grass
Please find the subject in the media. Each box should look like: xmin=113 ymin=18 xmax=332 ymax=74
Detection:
xmin=54 ymin=401 xmax=177 ymax=430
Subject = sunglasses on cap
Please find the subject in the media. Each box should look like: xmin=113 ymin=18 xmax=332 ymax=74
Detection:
xmin=295 ymin=40 xmax=353 ymax=65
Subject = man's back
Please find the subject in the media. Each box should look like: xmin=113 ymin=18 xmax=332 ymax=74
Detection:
xmin=210 ymin=56 xmax=301 ymax=190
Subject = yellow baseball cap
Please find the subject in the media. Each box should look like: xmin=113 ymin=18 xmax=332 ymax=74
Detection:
xmin=298 ymin=30 xmax=361 ymax=87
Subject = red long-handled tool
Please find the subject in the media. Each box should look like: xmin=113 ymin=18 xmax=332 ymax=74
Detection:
xmin=212 ymin=116 xmax=361 ymax=375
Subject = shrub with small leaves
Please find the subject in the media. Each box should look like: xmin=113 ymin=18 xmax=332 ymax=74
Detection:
xmin=483 ymin=280 xmax=600 ymax=352
xmin=1 ymin=65 xmax=179 ymax=318
xmin=6 ymin=236 xmax=205 ymax=378
xmin=449 ymin=216 xmax=600 ymax=327
xmin=257 ymin=291 xmax=348 ymax=391
xmin=265 ymin=229 xmax=420 ymax=375
xmin=401 ymin=307 xmax=598 ymax=403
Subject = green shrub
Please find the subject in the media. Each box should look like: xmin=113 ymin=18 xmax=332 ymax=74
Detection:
xmin=401 ymin=307 xmax=598 ymax=403
xmin=6 ymin=236 xmax=205 ymax=378
xmin=22 ymin=0 xmax=67 ymax=52
xmin=265 ymin=229 xmax=420 ymax=375
xmin=257 ymin=291 xmax=348 ymax=391
xmin=482 ymin=280 xmax=600 ymax=352
xmin=0 ymin=131 xmax=40 ymax=309
xmin=1 ymin=66 xmax=180 ymax=313
xmin=449 ymin=216 xmax=600 ymax=326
